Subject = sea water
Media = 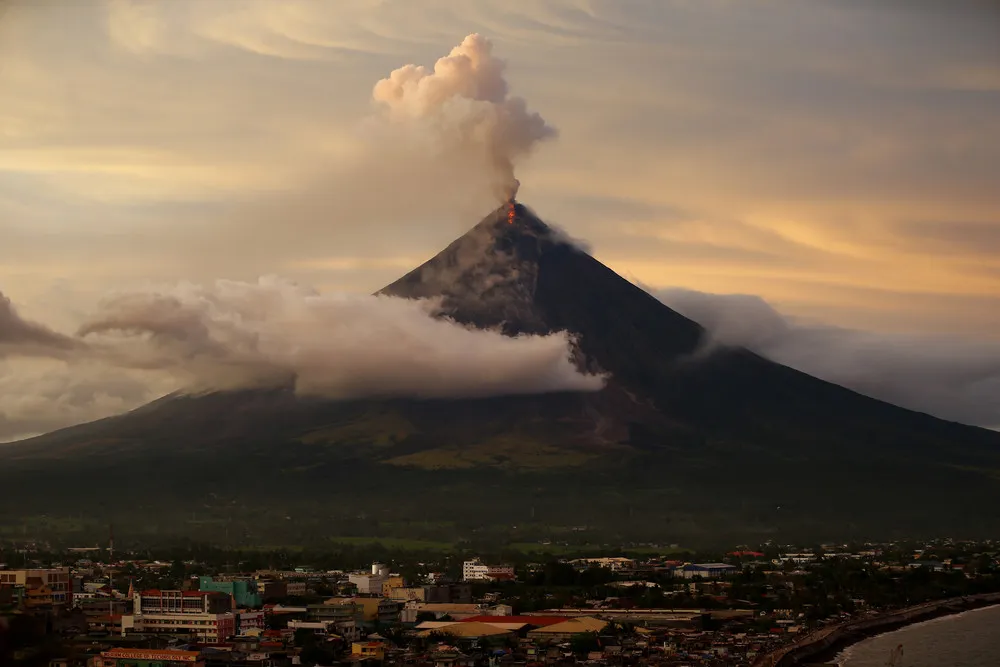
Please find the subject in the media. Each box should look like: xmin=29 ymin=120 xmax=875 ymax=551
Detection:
xmin=836 ymin=604 xmax=1000 ymax=666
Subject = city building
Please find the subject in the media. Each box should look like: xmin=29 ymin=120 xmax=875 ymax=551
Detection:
xmin=388 ymin=583 xmax=472 ymax=604
xmin=236 ymin=610 xmax=266 ymax=635
xmin=381 ymin=574 xmax=406 ymax=597
xmin=569 ymin=557 xmax=637 ymax=571
xmin=128 ymin=590 xmax=236 ymax=643
xmin=348 ymin=563 xmax=389 ymax=595
xmin=0 ymin=567 xmax=73 ymax=607
xmin=677 ymin=563 xmax=738 ymax=579
xmin=198 ymin=576 xmax=262 ymax=608
xmin=322 ymin=596 xmax=400 ymax=625
xmin=461 ymin=559 xmax=515 ymax=582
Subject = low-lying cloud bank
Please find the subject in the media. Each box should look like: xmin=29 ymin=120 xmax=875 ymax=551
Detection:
xmin=77 ymin=277 xmax=604 ymax=399
xmin=657 ymin=288 xmax=1000 ymax=429
xmin=0 ymin=279 xmax=604 ymax=441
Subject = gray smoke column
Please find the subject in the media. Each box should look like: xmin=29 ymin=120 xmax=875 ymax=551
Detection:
xmin=373 ymin=34 xmax=555 ymax=201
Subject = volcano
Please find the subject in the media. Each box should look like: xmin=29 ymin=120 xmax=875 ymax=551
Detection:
xmin=3 ymin=203 xmax=1000 ymax=547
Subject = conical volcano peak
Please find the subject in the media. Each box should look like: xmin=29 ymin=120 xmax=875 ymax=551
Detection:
xmin=381 ymin=201 xmax=579 ymax=334
xmin=480 ymin=200 xmax=559 ymax=245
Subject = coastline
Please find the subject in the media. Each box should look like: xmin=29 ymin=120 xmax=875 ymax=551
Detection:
xmin=750 ymin=592 xmax=1000 ymax=667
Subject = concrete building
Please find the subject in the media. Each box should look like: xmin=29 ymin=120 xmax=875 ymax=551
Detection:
xmin=198 ymin=576 xmax=262 ymax=608
xmin=570 ymin=557 xmax=637 ymax=571
xmin=129 ymin=590 xmax=236 ymax=643
xmin=236 ymin=610 xmax=265 ymax=635
xmin=462 ymin=559 xmax=515 ymax=582
xmin=0 ymin=567 xmax=72 ymax=607
xmin=304 ymin=602 xmax=360 ymax=640
xmin=677 ymin=563 xmax=738 ymax=579
xmin=348 ymin=563 xmax=389 ymax=595
xmin=381 ymin=575 xmax=406 ymax=597
xmin=389 ymin=584 xmax=472 ymax=604
xmin=322 ymin=596 xmax=400 ymax=625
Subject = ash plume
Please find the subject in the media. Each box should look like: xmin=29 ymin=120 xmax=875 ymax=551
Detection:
xmin=373 ymin=34 xmax=556 ymax=202
xmin=0 ymin=291 xmax=79 ymax=357
xmin=77 ymin=277 xmax=605 ymax=400
xmin=657 ymin=288 xmax=1000 ymax=428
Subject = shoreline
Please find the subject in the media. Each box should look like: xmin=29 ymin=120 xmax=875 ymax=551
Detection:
xmin=751 ymin=592 xmax=1000 ymax=667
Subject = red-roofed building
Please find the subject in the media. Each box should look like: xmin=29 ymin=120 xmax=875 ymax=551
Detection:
xmin=127 ymin=590 xmax=236 ymax=643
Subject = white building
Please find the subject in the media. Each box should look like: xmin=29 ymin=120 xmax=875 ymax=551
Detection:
xmin=570 ymin=557 xmax=636 ymax=571
xmin=128 ymin=589 xmax=236 ymax=643
xmin=462 ymin=559 xmax=515 ymax=582
xmin=348 ymin=563 xmax=389 ymax=595
xmin=676 ymin=563 xmax=738 ymax=579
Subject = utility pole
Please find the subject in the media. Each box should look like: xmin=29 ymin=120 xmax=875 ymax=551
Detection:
xmin=109 ymin=523 xmax=115 ymax=620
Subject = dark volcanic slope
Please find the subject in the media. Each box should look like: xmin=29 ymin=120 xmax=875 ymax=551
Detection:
xmin=384 ymin=204 xmax=999 ymax=456
xmin=3 ymin=203 xmax=1000 ymax=547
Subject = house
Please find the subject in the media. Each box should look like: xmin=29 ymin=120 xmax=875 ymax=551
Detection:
xmin=431 ymin=650 xmax=474 ymax=667
xmin=351 ymin=641 xmax=385 ymax=661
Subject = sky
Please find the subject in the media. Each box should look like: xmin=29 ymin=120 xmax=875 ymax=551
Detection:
xmin=1 ymin=0 xmax=999 ymax=439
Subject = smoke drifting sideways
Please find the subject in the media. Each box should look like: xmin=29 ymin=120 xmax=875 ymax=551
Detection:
xmin=657 ymin=288 xmax=1000 ymax=429
xmin=373 ymin=33 xmax=556 ymax=203
xmin=0 ymin=293 xmax=79 ymax=358
xmin=74 ymin=278 xmax=605 ymax=399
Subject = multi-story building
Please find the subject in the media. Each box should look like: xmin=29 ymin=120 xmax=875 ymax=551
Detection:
xmin=462 ymin=560 xmax=515 ymax=582
xmin=318 ymin=596 xmax=400 ymax=626
xmin=389 ymin=584 xmax=472 ymax=604
xmin=570 ymin=557 xmax=637 ymax=572
xmin=305 ymin=602 xmax=360 ymax=640
xmin=348 ymin=563 xmax=388 ymax=595
xmin=236 ymin=610 xmax=265 ymax=635
xmin=199 ymin=576 xmax=262 ymax=608
xmin=0 ymin=568 xmax=73 ymax=608
xmin=380 ymin=575 xmax=406 ymax=598
xmin=129 ymin=590 xmax=236 ymax=643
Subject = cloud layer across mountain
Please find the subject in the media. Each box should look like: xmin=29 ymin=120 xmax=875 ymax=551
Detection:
xmin=657 ymin=288 xmax=1000 ymax=430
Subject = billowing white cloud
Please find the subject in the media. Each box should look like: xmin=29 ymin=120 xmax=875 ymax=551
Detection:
xmin=373 ymin=33 xmax=556 ymax=200
xmin=0 ymin=278 xmax=605 ymax=441
xmin=76 ymin=277 xmax=605 ymax=399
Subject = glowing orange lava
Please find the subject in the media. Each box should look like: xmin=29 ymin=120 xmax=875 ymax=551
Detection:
xmin=507 ymin=202 xmax=516 ymax=224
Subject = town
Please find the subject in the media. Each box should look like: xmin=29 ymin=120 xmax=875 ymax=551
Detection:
xmin=3 ymin=539 xmax=999 ymax=667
